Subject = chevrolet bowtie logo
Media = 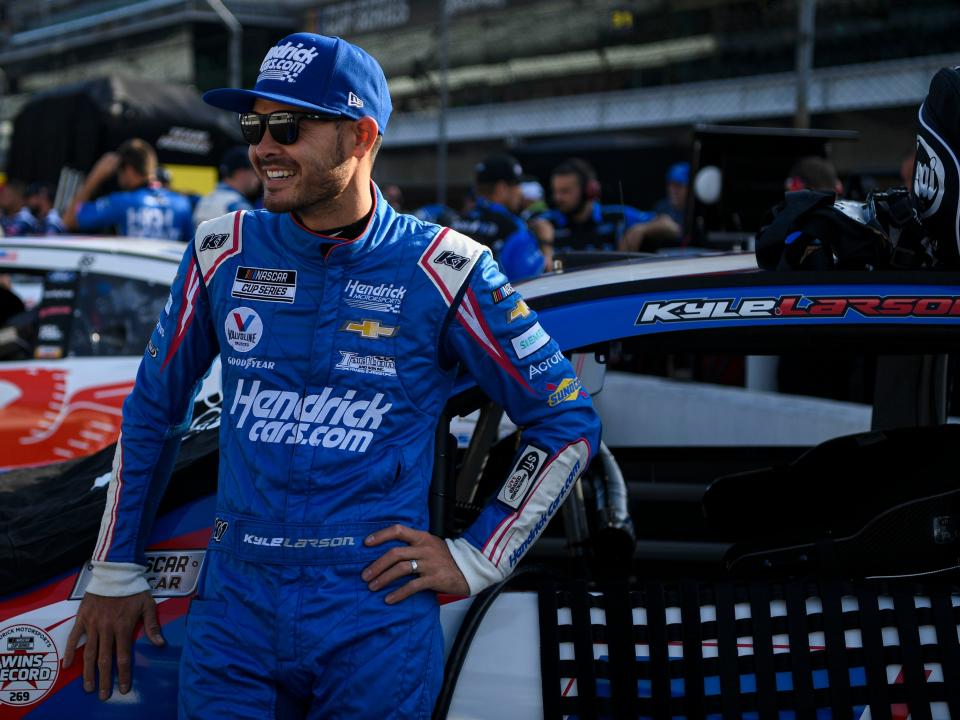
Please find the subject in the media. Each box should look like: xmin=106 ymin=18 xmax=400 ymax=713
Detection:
xmin=341 ymin=319 xmax=398 ymax=339
xmin=507 ymin=299 xmax=531 ymax=323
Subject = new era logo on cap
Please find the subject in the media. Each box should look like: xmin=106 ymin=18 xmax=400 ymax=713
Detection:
xmin=348 ymin=92 xmax=364 ymax=108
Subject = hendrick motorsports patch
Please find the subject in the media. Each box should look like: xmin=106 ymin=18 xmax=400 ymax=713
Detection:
xmin=498 ymin=445 xmax=548 ymax=510
xmin=0 ymin=624 xmax=60 ymax=707
xmin=70 ymin=550 xmax=206 ymax=599
xmin=231 ymin=266 xmax=297 ymax=303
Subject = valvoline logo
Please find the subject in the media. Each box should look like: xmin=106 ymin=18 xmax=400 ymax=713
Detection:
xmin=225 ymin=307 xmax=263 ymax=353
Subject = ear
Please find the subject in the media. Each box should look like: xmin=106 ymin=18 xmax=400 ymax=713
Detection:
xmin=351 ymin=117 xmax=380 ymax=160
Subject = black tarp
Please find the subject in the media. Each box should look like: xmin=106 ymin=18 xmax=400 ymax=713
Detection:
xmin=7 ymin=75 xmax=241 ymax=184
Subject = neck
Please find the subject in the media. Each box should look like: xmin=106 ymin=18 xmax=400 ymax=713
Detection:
xmin=297 ymin=174 xmax=373 ymax=231
xmin=571 ymin=199 xmax=594 ymax=223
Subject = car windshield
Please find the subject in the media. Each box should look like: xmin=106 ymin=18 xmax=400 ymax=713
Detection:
xmin=70 ymin=273 xmax=169 ymax=357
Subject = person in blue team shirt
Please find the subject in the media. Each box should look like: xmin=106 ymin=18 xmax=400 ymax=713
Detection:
xmin=539 ymin=158 xmax=680 ymax=253
xmin=63 ymin=138 xmax=195 ymax=242
xmin=452 ymin=153 xmax=545 ymax=281
xmin=653 ymin=161 xmax=690 ymax=233
xmin=25 ymin=182 xmax=66 ymax=235
xmin=192 ymin=145 xmax=261 ymax=225
xmin=0 ymin=179 xmax=40 ymax=236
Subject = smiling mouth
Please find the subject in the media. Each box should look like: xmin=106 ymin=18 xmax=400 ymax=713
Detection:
xmin=265 ymin=169 xmax=296 ymax=180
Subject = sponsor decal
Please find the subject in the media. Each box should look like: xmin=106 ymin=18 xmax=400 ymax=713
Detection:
xmin=546 ymin=378 xmax=586 ymax=407
xmin=33 ymin=345 xmax=62 ymax=359
xmin=528 ymin=350 xmax=564 ymax=379
xmin=511 ymin=322 xmax=550 ymax=359
xmin=508 ymin=459 xmax=581 ymax=568
xmin=491 ymin=282 xmax=515 ymax=303
xmin=0 ymin=624 xmax=59 ymax=707
xmin=341 ymin=319 xmax=398 ymax=340
xmin=38 ymin=305 xmax=71 ymax=319
xmin=0 ymin=251 xmax=17 ymax=261
xmin=498 ymin=446 xmax=548 ymax=510
xmin=433 ymin=250 xmax=470 ymax=270
xmin=347 ymin=91 xmax=364 ymax=108
xmin=147 ymin=339 xmax=159 ymax=358
xmin=343 ymin=279 xmax=406 ymax=314
xmin=37 ymin=324 xmax=63 ymax=342
xmin=154 ymin=320 xmax=165 ymax=338
xmin=242 ymin=534 xmax=356 ymax=548
xmin=226 ymin=355 xmax=276 ymax=370
xmin=164 ymin=292 xmax=173 ymax=316
xmin=230 ymin=378 xmax=392 ymax=453
xmin=47 ymin=271 xmax=76 ymax=283
xmin=259 ymin=40 xmax=320 ymax=84
xmin=200 ymin=233 xmax=230 ymax=251
xmin=70 ymin=550 xmax=205 ymax=599
xmin=335 ymin=351 xmax=397 ymax=377
xmin=225 ymin=307 xmax=263 ymax=352
xmin=214 ymin=518 xmax=229 ymax=542
xmin=42 ymin=288 xmax=73 ymax=301
xmin=231 ymin=266 xmax=297 ymax=304
xmin=507 ymin=299 xmax=531 ymax=323
xmin=914 ymin=135 xmax=945 ymax=218
xmin=635 ymin=295 xmax=960 ymax=325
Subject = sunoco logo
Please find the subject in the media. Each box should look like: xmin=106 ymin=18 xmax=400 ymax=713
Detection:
xmin=230 ymin=378 xmax=392 ymax=453
xmin=343 ymin=279 xmax=406 ymax=314
xmin=0 ymin=624 xmax=59 ymax=707
xmin=914 ymin=135 xmax=945 ymax=218
xmin=258 ymin=41 xmax=320 ymax=84
xmin=225 ymin=307 xmax=263 ymax=353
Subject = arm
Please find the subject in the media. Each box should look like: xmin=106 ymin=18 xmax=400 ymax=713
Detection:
xmin=619 ymin=213 xmax=681 ymax=252
xmin=529 ymin=216 xmax=555 ymax=271
xmin=63 ymin=240 xmax=220 ymax=697
xmin=439 ymin=253 xmax=601 ymax=594
xmin=62 ymin=152 xmax=121 ymax=231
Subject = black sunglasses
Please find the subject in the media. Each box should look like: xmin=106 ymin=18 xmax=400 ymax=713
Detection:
xmin=238 ymin=111 xmax=338 ymax=145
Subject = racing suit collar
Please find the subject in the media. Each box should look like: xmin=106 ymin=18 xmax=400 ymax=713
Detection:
xmin=280 ymin=180 xmax=391 ymax=265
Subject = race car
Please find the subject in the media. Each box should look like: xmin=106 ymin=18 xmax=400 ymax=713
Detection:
xmin=2 ymin=249 xmax=960 ymax=718
xmin=0 ymin=237 xmax=221 ymax=470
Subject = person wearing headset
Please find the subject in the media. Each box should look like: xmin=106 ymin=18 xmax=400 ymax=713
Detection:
xmin=538 ymin=158 xmax=679 ymax=254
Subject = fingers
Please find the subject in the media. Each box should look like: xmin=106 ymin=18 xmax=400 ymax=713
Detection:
xmin=363 ymin=523 xmax=425 ymax=548
xmin=63 ymin=617 xmax=84 ymax=668
xmin=361 ymin=544 xmax=417 ymax=584
xmin=82 ymin=627 xmax=97 ymax=694
xmin=97 ymin=628 xmax=115 ymax=700
xmin=366 ymin=555 xmax=421 ymax=592
xmin=115 ymin=631 xmax=132 ymax=695
xmin=385 ymin=576 xmax=429 ymax=605
xmin=141 ymin=596 xmax=165 ymax=647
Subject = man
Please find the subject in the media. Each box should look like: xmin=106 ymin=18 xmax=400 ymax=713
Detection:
xmin=540 ymin=158 xmax=680 ymax=253
xmin=25 ymin=182 xmax=66 ymax=234
xmin=192 ymin=145 xmax=261 ymax=225
xmin=0 ymin=179 xmax=40 ymax=236
xmin=452 ymin=153 xmax=545 ymax=281
xmin=653 ymin=161 xmax=690 ymax=232
xmin=63 ymin=138 xmax=195 ymax=242
xmin=785 ymin=155 xmax=843 ymax=196
xmin=65 ymin=32 xmax=600 ymax=719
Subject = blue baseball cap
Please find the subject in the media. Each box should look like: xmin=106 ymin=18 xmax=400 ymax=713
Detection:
xmin=203 ymin=33 xmax=392 ymax=134
xmin=666 ymin=161 xmax=690 ymax=185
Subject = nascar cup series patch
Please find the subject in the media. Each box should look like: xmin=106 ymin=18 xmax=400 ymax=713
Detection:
xmin=231 ymin=266 xmax=297 ymax=304
xmin=0 ymin=624 xmax=60 ymax=707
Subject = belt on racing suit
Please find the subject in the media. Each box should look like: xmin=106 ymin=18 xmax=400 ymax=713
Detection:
xmin=206 ymin=511 xmax=402 ymax=565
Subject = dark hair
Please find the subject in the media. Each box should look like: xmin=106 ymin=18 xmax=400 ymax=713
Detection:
xmin=552 ymin=158 xmax=600 ymax=200
xmin=788 ymin=156 xmax=839 ymax=193
xmin=116 ymin=138 xmax=158 ymax=179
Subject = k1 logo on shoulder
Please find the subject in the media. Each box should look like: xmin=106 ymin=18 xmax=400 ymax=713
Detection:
xmin=498 ymin=445 xmax=548 ymax=510
xmin=232 ymin=266 xmax=297 ymax=304
xmin=226 ymin=307 xmax=263 ymax=352
xmin=433 ymin=250 xmax=469 ymax=270
xmin=200 ymin=233 xmax=230 ymax=251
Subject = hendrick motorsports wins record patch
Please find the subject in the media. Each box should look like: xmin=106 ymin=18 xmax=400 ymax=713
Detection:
xmin=0 ymin=624 xmax=60 ymax=707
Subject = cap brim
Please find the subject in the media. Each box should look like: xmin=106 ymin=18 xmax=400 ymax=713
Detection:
xmin=202 ymin=88 xmax=345 ymax=117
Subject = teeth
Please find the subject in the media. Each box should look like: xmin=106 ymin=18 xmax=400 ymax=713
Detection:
xmin=266 ymin=169 xmax=294 ymax=179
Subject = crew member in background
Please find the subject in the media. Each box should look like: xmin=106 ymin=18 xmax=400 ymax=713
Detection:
xmin=539 ymin=158 xmax=680 ymax=253
xmin=63 ymin=138 xmax=195 ymax=242
xmin=452 ymin=153 xmax=545 ymax=281
xmin=25 ymin=182 xmax=65 ymax=234
xmin=785 ymin=155 xmax=843 ymax=197
xmin=653 ymin=161 xmax=690 ymax=233
xmin=193 ymin=146 xmax=261 ymax=226
xmin=0 ymin=179 xmax=40 ymax=236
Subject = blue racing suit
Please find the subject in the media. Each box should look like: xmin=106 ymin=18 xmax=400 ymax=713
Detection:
xmin=75 ymin=185 xmax=194 ymax=241
xmin=86 ymin=183 xmax=600 ymax=719
xmin=452 ymin=197 xmax=544 ymax=281
xmin=539 ymin=202 xmax=655 ymax=252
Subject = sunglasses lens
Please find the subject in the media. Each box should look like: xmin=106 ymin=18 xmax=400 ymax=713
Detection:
xmin=268 ymin=113 xmax=298 ymax=145
xmin=239 ymin=114 xmax=265 ymax=145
